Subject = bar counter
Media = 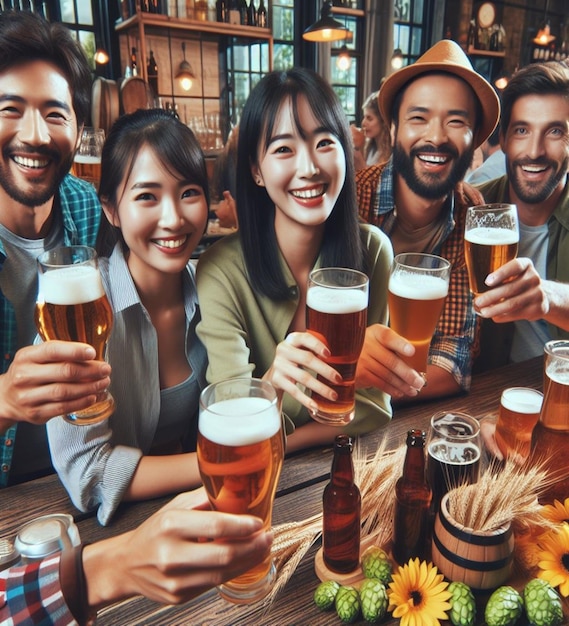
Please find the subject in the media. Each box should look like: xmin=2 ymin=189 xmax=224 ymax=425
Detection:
xmin=3 ymin=357 xmax=557 ymax=625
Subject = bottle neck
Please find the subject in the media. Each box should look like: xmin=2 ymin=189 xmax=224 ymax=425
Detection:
xmin=402 ymin=446 xmax=426 ymax=484
xmin=331 ymin=450 xmax=355 ymax=485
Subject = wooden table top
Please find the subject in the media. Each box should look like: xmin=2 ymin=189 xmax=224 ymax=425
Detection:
xmin=2 ymin=357 xmax=549 ymax=625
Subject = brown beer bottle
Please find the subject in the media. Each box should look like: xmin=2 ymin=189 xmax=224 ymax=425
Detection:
xmin=323 ymin=435 xmax=361 ymax=573
xmin=392 ymin=430 xmax=432 ymax=565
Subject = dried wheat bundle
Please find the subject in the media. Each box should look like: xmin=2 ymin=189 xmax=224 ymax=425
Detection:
xmin=446 ymin=457 xmax=553 ymax=532
xmin=263 ymin=439 xmax=405 ymax=606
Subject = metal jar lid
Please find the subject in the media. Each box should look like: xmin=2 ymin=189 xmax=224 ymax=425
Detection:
xmin=0 ymin=537 xmax=19 ymax=569
xmin=14 ymin=513 xmax=79 ymax=561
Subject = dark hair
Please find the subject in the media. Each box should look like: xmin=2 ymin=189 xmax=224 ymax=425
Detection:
xmin=236 ymin=68 xmax=364 ymax=300
xmin=96 ymin=108 xmax=209 ymax=257
xmin=391 ymin=71 xmax=483 ymax=136
xmin=500 ymin=61 xmax=569 ymax=134
xmin=0 ymin=10 xmax=92 ymax=127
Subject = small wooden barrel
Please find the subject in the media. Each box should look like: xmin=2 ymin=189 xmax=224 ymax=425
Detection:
xmin=431 ymin=493 xmax=514 ymax=592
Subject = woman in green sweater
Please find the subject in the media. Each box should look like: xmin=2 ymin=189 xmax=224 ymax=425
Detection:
xmin=196 ymin=68 xmax=425 ymax=452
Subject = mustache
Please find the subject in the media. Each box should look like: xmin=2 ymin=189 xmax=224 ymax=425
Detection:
xmin=410 ymin=143 xmax=459 ymax=160
xmin=6 ymin=145 xmax=60 ymax=161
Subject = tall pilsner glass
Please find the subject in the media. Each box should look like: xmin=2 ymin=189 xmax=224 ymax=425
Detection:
xmin=388 ymin=253 xmax=450 ymax=377
xmin=464 ymin=203 xmax=519 ymax=299
xmin=197 ymin=378 xmax=284 ymax=604
xmin=306 ymin=268 xmax=369 ymax=426
xmin=35 ymin=246 xmax=114 ymax=425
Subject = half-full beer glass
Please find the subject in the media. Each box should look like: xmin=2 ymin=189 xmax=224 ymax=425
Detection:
xmin=35 ymin=246 xmax=114 ymax=425
xmin=464 ymin=203 xmax=519 ymax=298
xmin=306 ymin=268 xmax=369 ymax=426
xmin=72 ymin=127 xmax=104 ymax=190
xmin=388 ymin=253 xmax=450 ymax=377
xmin=197 ymin=378 xmax=284 ymax=604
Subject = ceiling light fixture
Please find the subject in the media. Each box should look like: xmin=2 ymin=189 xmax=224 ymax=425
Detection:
xmin=391 ymin=48 xmax=404 ymax=70
xmin=175 ymin=42 xmax=196 ymax=91
xmin=303 ymin=1 xmax=349 ymax=43
xmin=533 ymin=0 xmax=556 ymax=46
xmin=336 ymin=45 xmax=352 ymax=71
xmin=94 ymin=48 xmax=109 ymax=65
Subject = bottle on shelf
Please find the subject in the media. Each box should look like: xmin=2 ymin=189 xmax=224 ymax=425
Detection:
xmin=392 ymin=429 xmax=432 ymax=565
xmin=185 ymin=0 xmax=195 ymax=18
xmin=322 ymin=435 xmax=361 ymax=574
xmin=147 ymin=50 xmax=159 ymax=99
xmin=195 ymin=0 xmax=208 ymax=19
xmin=228 ymin=0 xmax=240 ymax=24
xmin=130 ymin=47 xmax=138 ymax=77
xmin=256 ymin=0 xmax=267 ymax=28
xmin=238 ymin=0 xmax=248 ymax=24
xmin=247 ymin=0 xmax=256 ymax=26
xmin=216 ymin=0 xmax=228 ymax=22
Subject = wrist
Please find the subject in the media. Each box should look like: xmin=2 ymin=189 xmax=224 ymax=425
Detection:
xmin=60 ymin=543 xmax=97 ymax=626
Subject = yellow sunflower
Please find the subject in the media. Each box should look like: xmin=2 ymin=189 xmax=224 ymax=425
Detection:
xmin=541 ymin=497 xmax=569 ymax=524
xmin=537 ymin=522 xmax=569 ymax=597
xmin=387 ymin=558 xmax=451 ymax=626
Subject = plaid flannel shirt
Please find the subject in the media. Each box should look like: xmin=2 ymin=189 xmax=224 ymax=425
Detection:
xmin=356 ymin=157 xmax=484 ymax=390
xmin=0 ymin=175 xmax=101 ymax=487
xmin=0 ymin=554 xmax=77 ymax=625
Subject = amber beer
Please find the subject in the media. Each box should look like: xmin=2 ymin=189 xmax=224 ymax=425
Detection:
xmin=464 ymin=227 xmax=519 ymax=297
xmin=72 ymin=155 xmax=102 ymax=190
xmin=531 ymin=351 xmax=569 ymax=504
xmin=388 ymin=273 xmax=448 ymax=374
xmin=197 ymin=385 xmax=284 ymax=604
xmin=306 ymin=284 xmax=368 ymax=425
xmin=35 ymin=247 xmax=114 ymax=424
xmin=495 ymin=387 xmax=543 ymax=460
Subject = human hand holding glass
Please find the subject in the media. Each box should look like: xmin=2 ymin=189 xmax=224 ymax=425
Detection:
xmin=197 ymin=378 xmax=284 ymax=605
xmin=388 ymin=253 xmax=450 ymax=378
xmin=35 ymin=245 xmax=114 ymax=425
xmin=464 ymin=203 xmax=519 ymax=300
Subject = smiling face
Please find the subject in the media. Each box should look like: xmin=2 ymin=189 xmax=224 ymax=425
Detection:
xmin=0 ymin=59 xmax=79 ymax=211
xmin=103 ymin=144 xmax=208 ymax=283
xmin=391 ymin=73 xmax=477 ymax=200
xmin=502 ymin=93 xmax=569 ymax=207
xmin=251 ymin=95 xmax=346 ymax=232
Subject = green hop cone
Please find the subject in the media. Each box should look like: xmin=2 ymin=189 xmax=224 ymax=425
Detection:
xmin=485 ymin=585 xmax=524 ymax=626
xmin=335 ymin=585 xmax=361 ymax=623
xmin=448 ymin=581 xmax=476 ymax=626
xmin=524 ymin=579 xmax=563 ymax=626
xmin=360 ymin=545 xmax=392 ymax=584
xmin=359 ymin=578 xmax=388 ymax=623
xmin=313 ymin=580 xmax=340 ymax=610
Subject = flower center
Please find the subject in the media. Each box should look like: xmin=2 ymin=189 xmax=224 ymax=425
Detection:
xmin=562 ymin=553 xmax=569 ymax=571
xmin=411 ymin=590 xmax=423 ymax=606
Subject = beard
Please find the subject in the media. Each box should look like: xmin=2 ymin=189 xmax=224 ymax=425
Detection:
xmin=0 ymin=147 xmax=73 ymax=208
xmin=507 ymin=156 xmax=569 ymax=205
xmin=392 ymin=141 xmax=474 ymax=200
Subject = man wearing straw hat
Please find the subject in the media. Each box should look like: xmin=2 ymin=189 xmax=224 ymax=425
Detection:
xmin=356 ymin=39 xmax=500 ymax=402
xmin=473 ymin=61 xmax=569 ymax=372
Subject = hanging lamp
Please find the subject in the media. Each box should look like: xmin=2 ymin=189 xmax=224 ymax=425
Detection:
xmin=175 ymin=42 xmax=196 ymax=91
xmin=303 ymin=1 xmax=349 ymax=43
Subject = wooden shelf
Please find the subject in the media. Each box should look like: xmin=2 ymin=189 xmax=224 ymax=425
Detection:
xmin=331 ymin=6 xmax=365 ymax=18
xmin=468 ymin=46 xmax=506 ymax=57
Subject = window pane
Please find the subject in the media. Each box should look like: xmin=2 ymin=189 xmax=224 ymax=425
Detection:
xmin=274 ymin=43 xmax=294 ymax=70
xmin=77 ymin=1 xmax=93 ymax=24
xmin=272 ymin=6 xmax=294 ymax=40
xmin=58 ymin=0 xmax=75 ymax=22
xmin=78 ymin=30 xmax=96 ymax=70
xmin=333 ymin=85 xmax=358 ymax=120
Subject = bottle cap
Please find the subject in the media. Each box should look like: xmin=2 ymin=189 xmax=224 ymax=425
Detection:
xmin=14 ymin=513 xmax=80 ymax=561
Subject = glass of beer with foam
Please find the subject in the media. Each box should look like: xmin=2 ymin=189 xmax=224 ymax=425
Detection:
xmin=35 ymin=246 xmax=114 ymax=425
xmin=72 ymin=127 xmax=104 ymax=190
xmin=306 ymin=268 xmax=369 ymax=426
xmin=496 ymin=387 xmax=543 ymax=461
xmin=388 ymin=253 xmax=450 ymax=377
xmin=464 ymin=203 xmax=519 ymax=299
xmin=197 ymin=378 xmax=284 ymax=604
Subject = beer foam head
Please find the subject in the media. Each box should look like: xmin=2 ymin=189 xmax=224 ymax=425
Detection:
xmin=388 ymin=273 xmax=448 ymax=300
xmin=73 ymin=155 xmax=102 ymax=164
xmin=38 ymin=265 xmax=105 ymax=305
xmin=306 ymin=285 xmax=368 ymax=314
xmin=465 ymin=227 xmax=519 ymax=245
xmin=199 ymin=397 xmax=281 ymax=446
xmin=501 ymin=387 xmax=543 ymax=414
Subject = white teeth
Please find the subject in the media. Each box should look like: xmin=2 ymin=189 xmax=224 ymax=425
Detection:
xmin=13 ymin=155 xmax=49 ymax=169
xmin=522 ymin=165 xmax=546 ymax=173
xmin=291 ymin=186 xmax=324 ymax=199
xmin=154 ymin=237 xmax=186 ymax=249
xmin=418 ymin=154 xmax=448 ymax=164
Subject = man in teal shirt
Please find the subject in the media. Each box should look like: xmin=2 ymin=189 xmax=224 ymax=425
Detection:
xmin=0 ymin=11 xmax=109 ymax=485
xmin=474 ymin=61 xmax=569 ymax=371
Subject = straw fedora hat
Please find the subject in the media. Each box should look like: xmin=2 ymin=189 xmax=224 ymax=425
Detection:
xmin=378 ymin=39 xmax=500 ymax=148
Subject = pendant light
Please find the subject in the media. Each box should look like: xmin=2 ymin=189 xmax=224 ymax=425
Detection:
xmin=303 ymin=1 xmax=348 ymax=43
xmin=533 ymin=0 xmax=556 ymax=46
xmin=175 ymin=42 xmax=196 ymax=91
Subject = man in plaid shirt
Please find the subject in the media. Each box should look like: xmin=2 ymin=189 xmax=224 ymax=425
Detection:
xmin=356 ymin=40 xmax=501 ymax=401
xmin=0 ymin=10 xmax=110 ymax=488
